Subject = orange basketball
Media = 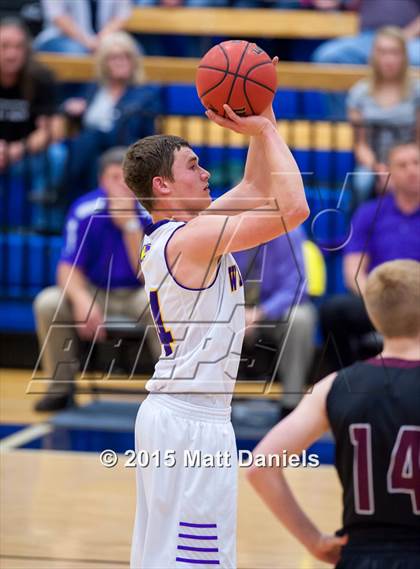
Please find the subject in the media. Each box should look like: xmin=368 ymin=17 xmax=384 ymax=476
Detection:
xmin=196 ymin=40 xmax=277 ymax=117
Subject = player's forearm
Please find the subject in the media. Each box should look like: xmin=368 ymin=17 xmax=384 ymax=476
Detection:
xmin=243 ymin=106 xmax=278 ymax=194
xmin=248 ymin=466 xmax=322 ymax=552
xmin=259 ymin=124 xmax=309 ymax=228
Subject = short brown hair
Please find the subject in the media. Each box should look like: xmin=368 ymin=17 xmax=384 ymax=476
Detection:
xmin=123 ymin=135 xmax=190 ymax=212
xmin=364 ymin=260 xmax=420 ymax=338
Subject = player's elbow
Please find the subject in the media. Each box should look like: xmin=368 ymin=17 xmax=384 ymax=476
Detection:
xmin=279 ymin=202 xmax=310 ymax=234
xmin=291 ymin=202 xmax=310 ymax=225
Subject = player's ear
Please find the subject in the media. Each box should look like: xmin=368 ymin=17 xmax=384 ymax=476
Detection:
xmin=151 ymin=176 xmax=171 ymax=198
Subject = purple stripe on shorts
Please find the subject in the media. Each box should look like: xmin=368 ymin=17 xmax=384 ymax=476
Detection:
xmin=177 ymin=546 xmax=219 ymax=553
xmin=176 ymin=558 xmax=220 ymax=565
xmin=180 ymin=522 xmax=217 ymax=528
xmin=178 ymin=534 xmax=217 ymax=540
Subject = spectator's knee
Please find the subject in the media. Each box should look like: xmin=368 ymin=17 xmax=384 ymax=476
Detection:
xmin=33 ymin=286 xmax=64 ymax=321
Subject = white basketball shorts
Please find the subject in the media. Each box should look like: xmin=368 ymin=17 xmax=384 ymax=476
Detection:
xmin=130 ymin=394 xmax=238 ymax=569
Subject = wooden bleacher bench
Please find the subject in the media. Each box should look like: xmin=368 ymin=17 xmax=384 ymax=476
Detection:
xmin=37 ymin=53 xmax=377 ymax=91
xmin=36 ymin=52 xmax=420 ymax=91
xmin=125 ymin=7 xmax=359 ymax=39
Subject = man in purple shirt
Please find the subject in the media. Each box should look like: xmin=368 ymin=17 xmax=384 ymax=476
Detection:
xmin=321 ymin=142 xmax=420 ymax=371
xmin=235 ymin=226 xmax=317 ymax=416
xmin=33 ymin=147 xmax=160 ymax=411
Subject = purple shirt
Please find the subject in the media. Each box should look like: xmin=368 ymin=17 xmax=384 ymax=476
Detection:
xmin=345 ymin=193 xmax=420 ymax=272
xmin=234 ymin=227 xmax=308 ymax=320
xmin=60 ymin=188 xmax=151 ymax=289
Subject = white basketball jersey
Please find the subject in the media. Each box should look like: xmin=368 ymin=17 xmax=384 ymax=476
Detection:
xmin=140 ymin=219 xmax=245 ymax=407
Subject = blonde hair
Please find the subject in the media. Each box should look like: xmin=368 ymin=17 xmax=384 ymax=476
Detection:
xmin=368 ymin=27 xmax=410 ymax=98
xmin=96 ymin=31 xmax=144 ymax=84
xmin=364 ymin=260 xmax=420 ymax=338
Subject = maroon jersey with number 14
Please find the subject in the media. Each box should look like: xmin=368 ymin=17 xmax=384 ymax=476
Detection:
xmin=327 ymin=358 xmax=420 ymax=542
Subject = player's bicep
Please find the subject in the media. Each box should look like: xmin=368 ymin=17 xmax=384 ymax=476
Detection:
xmin=219 ymin=211 xmax=288 ymax=254
xmin=171 ymin=204 xmax=303 ymax=265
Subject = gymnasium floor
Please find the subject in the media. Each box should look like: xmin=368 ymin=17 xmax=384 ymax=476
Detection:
xmin=1 ymin=369 xmax=342 ymax=569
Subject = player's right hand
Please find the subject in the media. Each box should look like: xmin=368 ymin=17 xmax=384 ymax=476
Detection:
xmin=205 ymin=104 xmax=273 ymax=137
xmin=309 ymin=532 xmax=348 ymax=565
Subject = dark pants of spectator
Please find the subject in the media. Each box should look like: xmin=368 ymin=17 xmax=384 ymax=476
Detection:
xmin=320 ymin=293 xmax=374 ymax=372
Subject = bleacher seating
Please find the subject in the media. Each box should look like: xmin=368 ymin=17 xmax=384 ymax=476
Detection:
xmin=37 ymin=53 xmax=376 ymax=91
xmin=124 ymin=7 xmax=359 ymax=39
xmin=0 ymin=233 xmax=62 ymax=331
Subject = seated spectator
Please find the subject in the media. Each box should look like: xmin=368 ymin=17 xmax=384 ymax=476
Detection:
xmin=310 ymin=0 xmax=420 ymax=66
xmin=0 ymin=17 xmax=67 ymax=230
xmin=34 ymin=0 xmax=133 ymax=54
xmin=63 ymin=31 xmax=160 ymax=196
xmin=33 ymin=147 xmax=160 ymax=412
xmin=348 ymin=27 xmax=420 ymax=208
xmin=235 ymin=226 xmax=317 ymax=417
xmin=320 ymin=141 xmax=420 ymax=372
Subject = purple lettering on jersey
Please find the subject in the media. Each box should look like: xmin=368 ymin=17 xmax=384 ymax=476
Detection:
xmin=149 ymin=290 xmax=174 ymax=356
xmin=228 ymin=265 xmax=243 ymax=292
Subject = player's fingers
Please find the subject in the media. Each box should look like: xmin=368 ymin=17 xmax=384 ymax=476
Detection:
xmin=272 ymin=56 xmax=279 ymax=66
xmin=205 ymin=109 xmax=228 ymax=126
xmin=223 ymin=104 xmax=241 ymax=123
xmin=206 ymin=109 xmax=242 ymax=133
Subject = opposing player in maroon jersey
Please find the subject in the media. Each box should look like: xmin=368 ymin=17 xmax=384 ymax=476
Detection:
xmin=248 ymin=259 xmax=420 ymax=567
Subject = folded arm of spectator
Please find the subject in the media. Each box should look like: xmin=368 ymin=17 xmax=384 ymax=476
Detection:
xmin=57 ymin=262 xmax=106 ymax=341
xmin=348 ymin=108 xmax=378 ymax=170
xmin=97 ymin=17 xmax=132 ymax=41
xmin=52 ymin=13 xmax=98 ymax=52
xmin=403 ymin=15 xmax=420 ymax=39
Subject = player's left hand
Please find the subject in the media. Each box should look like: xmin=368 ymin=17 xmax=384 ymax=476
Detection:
xmin=309 ymin=532 xmax=348 ymax=564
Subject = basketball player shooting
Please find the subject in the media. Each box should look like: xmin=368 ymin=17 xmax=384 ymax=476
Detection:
xmin=248 ymin=260 xmax=420 ymax=567
xmin=123 ymin=97 xmax=309 ymax=569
